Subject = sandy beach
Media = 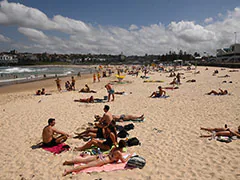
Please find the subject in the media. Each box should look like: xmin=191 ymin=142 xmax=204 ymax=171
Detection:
xmin=0 ymin=66 xmax=239 ymax=180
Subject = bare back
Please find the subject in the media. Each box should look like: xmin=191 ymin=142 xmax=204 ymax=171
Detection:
xmin=42 ymin=125 xmax=54 ymax=143
xmin=100 ymin=111 xmax=113 ymax=127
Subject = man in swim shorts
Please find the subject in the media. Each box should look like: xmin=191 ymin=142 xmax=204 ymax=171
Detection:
xmin=105 ymin=83 xmax=115 ymax=102
xmin=42 ymin=118 xmax=70 ymax=147
xmin=150 ymin=86 xmax=166 ymax=98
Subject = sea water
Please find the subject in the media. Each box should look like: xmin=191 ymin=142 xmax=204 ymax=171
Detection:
xmin=0 ymin=66 xmax=95 ymax=86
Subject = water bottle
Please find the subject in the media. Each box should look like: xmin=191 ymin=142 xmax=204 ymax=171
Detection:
xmin=97 ymin=148 xmax=103 ymax=160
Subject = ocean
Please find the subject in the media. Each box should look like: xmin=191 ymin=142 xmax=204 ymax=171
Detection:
xmin=0 ymin=66 xmax=96 ymax=86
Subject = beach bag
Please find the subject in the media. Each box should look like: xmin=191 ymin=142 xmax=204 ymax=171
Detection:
xmin=117 ymin=130 xmax=129 ymax=138
xmin=126 ymin=137 xmax=140 ymax=147
xmin=124 ymin=123 xmax=134 ymax=131
xmin=126 ymin=155 xmax=146 ymax=169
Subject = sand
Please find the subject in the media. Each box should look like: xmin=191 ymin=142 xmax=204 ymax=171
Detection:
xmin=0 ymin=66 xmax=239 ymax=180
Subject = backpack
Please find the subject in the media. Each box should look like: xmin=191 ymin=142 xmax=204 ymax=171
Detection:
xmin=126 ymin=155 xmax=146 ymax=169
xmin=126 ymin=137 xmax=141 ymax=147
xmin=124 ymin=123 xmax=134 ymax=131
xmin=117 ymin=130 xmax=129 ymax=138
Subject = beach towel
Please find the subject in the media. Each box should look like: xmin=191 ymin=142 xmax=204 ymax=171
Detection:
xmin=93 ymin=99 xmax=107 ymax=103
xmin=143 ymin=80 xmax=164 ymax=83
xmin=152 ymin=95 xmax=170 ymax=99
xmin=75 ymin=153 xmax=132 ymax=174
xmin=140 ymin=76 xmax=150 ymax=79
xmin=216 ymin=136 xmax=232 ymax=143
xmin=163 ymin=87 xmax=179 ymax=90
xmin=42 ymin=143 xmax=70 ymax=154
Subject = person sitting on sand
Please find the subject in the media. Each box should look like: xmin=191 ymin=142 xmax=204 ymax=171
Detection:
xmin=65 ymin=81 xmax=72 ymax=91
xmin=200 ymin=125 xmax=240 ymax=138
xmin=63 ymin=140 xmax=132 ymax=176
xmin=74 ymin=105 xmax=113 ymax=139
xmin=169 ymin=78 xmax=178 ymax=85
xmin=36 ymin=89 xmax=41 ymax=95
xmin=150 ymin=86 xmax=166 ymax=98
xmin=74 ymin=105 xmax=113 ymax=140
xmin=79 ymin=84 xmax=97 ymax=93
xmin=169 ymin=72 xmax=176 ymax=77
xmin=41 ymin=88 xmax=45 ymax=95
xmin=74 ymin=123 xmax=117 ymax=151
xmin=105 ymin=83 xmax=115 ymax=102
xmin=42 ymin=118 xmax=70 ymax=147
xmin=207 ymin=88 xmax=228 ymax=95
xmin=212 ymin=69 xmax=219 ymax=76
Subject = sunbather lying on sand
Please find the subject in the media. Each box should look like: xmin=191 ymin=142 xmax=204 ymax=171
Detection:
xmin=63 ymin=140 xmax=132 ymax=176
xmin=74 ymin=96 xmax=104 ymax=103
xmin=200 ymin=125 xmax=240 ymax=138
xmin=79 ymin=84 xmax=97 ymax=93
xmin=186 ymin=79 xmax=196 ymax=83
xmin=150 ymin=86 xmax=166 ymax=98
xmin=95 ymin=114 xmax=144 ymax=122
xmin=114 ymin=91 xmax=126 ymax=95
xmin=207 ymin=88 xmax=228 ymax=95
xmin=74 ymin=124 xmax=117 ymax=151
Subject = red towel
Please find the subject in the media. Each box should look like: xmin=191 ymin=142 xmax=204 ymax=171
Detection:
xmin=42 ymin=143 xmax=70 ymax=154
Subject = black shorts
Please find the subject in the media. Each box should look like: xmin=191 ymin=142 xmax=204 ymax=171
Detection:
xmin=43 ymin=138 xmax=57 ymax=147
xmin=96 ymin=128 xmax=104 ymax=138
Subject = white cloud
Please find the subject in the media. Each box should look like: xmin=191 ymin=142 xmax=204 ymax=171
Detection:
xmin=0 ymin=33 xmax=11 ymax=42
xmin=129 ymin=24 xmax=138 ymax=31
xmin=204 ymin=17 xmax=213 ymax=23
xmin=0 ymin=1 xmax=240 ymax=55
xmin=0 ymin=0 xmax=90 ymax=34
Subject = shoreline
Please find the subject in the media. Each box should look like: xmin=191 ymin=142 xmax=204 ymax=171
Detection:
xmin=0 ymin=73 xmax=93 ymax=94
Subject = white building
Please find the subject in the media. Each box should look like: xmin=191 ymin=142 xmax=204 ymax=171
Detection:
xmin=0 ymin=54 xmax=18 ymax=63
xmin=216 ymin=44 xmax=240 ymax=62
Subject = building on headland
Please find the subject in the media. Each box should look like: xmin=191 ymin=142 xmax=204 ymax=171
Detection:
xmin=0 ymin=54 xmax=18 ymax=64
xmin=216 ymin=43 xmax=240 ymax=62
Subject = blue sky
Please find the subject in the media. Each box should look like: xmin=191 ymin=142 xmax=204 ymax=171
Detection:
xmin=0 ymin=0 xmax=240 ymax=55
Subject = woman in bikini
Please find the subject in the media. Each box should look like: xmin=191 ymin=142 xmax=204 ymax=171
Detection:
xmin=74 ymin=123 xmax=117 ymax=151
xmin=63 ymin=140 xmax=131 ymax=176
xmin=200 ymin=125 xmax=240 ymax=138
xmin=207 ymin=88 xmax=228 ymax=95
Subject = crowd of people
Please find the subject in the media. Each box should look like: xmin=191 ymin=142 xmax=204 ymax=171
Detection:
xmin=37 ymin=65 xmax=237 ymax=177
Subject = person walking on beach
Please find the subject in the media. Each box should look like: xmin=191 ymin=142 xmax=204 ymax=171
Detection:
xmin=93 ymin=74 xmax=96 ymax=83
xmin=71 ymin=76 xmax=76 ymax=90
xmin=105 ymin=83 xmax=115 ymax=102
xmin=42 ymin=118 xmax=70 ymax=147
xmin=55 ymin=77 xmax=62 ymax=91
xmin=97 ymin=72 xmax=101 ymax=82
